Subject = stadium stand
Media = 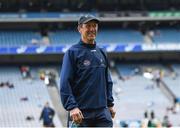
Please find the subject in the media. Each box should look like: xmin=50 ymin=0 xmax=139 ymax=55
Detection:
xmin=116 ymin=64 xmax=139 ymax=77
xmin=48 ymin=29 xmax=144 ymax=45
xmin=152 ymin=28 xmax=180 ymax=43
xmin=48 ymin=30 xmax=79 ymax=44
xmin=97 ymin=29 xmax=144 ymax=44
xmin=0 ymin=28 xmax=146 ymax=47
xmin=114 ymin=63 xmax=180 ymax=126
xmin=163 ymin=64 xmax=180 ymax=101
xmin=0 ymin=31 xmax=41 ymax=46
xmin=1 ymin=28 xmax=180 ymax=47
xmin=0 ymin=66 xmax=62 ymax=127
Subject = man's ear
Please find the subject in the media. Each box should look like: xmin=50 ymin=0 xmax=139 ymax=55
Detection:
xmin=77 ymin=25 xmax=82 ymax=33
xmin=77 ymin=26 xmax=80 ymax=33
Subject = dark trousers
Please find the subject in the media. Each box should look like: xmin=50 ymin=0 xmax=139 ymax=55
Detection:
xmin=67 ymin=107 xmax=113 ymax=127
xmin=43 ymin=122 xmax=55 ymax=127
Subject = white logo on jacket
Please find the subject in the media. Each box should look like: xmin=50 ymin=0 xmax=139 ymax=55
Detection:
xmin=83 ymin=60 xmax=91 ymax=66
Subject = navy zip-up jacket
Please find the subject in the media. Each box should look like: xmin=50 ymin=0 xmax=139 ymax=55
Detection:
xmin=60 ymin=40 xmax=114 ymax=111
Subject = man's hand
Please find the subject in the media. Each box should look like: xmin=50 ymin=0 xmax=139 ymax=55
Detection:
xmin=70 ymin=108 xmax=84 ymax=124
xmin=109 ymin=107 xmax=116 ymax=118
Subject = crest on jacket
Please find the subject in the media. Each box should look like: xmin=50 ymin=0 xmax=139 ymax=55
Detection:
xmin=83 ymin=60 xmax=91 ymax=66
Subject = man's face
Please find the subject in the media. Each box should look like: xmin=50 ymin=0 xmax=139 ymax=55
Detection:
xmin=78 ymin=21 xmax=98 ymax=43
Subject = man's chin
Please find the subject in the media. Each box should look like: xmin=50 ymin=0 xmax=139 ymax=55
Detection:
xmin=88 ymin=37 xmax=96 ymax=40
xmin=87 ymin=39 xmax=95 ymax=44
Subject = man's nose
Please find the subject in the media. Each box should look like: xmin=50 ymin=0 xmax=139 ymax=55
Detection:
xmin=89 ymin=26 xmax=96 ymax=31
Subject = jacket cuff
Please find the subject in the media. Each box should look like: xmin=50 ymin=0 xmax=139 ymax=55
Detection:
xmin=107 ymin=102 xmax=114 ymax=107
xmin=66 ymin=105 xmax=78 ymax=111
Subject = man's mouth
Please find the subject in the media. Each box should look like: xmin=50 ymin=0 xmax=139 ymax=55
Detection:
xmin=88 ymin=33 xmax=96 ymax=37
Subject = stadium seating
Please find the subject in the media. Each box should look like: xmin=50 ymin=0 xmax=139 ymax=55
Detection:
xmin=163 ymin=64 xmax=180 ymax=98
xmin=1 ymin=28 xmax=180 ymax=46
xmin=48 ymin=29 xmax=144 ymax=44
xmin=48 ymin=30 xmax=79 ymax=44
xmin=0 ymin=29 xmax=144 ymax=46
xmin=96 ymin=29 xmax=144 ymax=44
xmin=114 ymin=63 xmax=180 ymax=126
xmin=116 ymin=64 xmax=139 ymax=77
xmin=152 ymin=29 xmax=180 ymax=43
xmin=0 ymin=31 xmax=41 ymax=46
xmin=0 ymin=66 xmax=62 ymax=127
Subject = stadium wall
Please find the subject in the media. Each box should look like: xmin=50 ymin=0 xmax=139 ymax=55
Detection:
xmin=0 ymin=52 xmax=180 ymax=64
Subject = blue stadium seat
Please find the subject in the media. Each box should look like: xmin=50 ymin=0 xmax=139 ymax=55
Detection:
xmin=0 ymin=31 xmax=41 ymax=46
xmin=152 ymin=28 xmax=180 ymax=43
xmin=48 ymin=30 xmax=79 ymax=44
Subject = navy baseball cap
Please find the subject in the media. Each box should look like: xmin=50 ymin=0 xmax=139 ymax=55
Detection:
xmin=78 ymin=15 xmax=100 ymax=25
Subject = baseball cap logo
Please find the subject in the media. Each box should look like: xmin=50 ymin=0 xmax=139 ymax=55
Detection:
xmin=85 ymin=15 xmax=89 ymax=18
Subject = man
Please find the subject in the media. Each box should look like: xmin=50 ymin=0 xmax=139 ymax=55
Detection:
xmin=39 ymin=102 xmax=55 ymax=127
xmin=60 ymin=14 xmax=115 ymax=127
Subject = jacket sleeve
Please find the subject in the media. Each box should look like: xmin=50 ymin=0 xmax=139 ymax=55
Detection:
xmin=60 ymin=50 xmax=78 ymax=111
xmin=106 ymin=68 xmax=114 ymax=107
xmin=100 ymin=48 xmax=114 ymax=107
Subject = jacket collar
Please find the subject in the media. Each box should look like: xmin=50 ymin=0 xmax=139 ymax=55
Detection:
xmin=79 ymin=40 xmax=96 ymax=48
